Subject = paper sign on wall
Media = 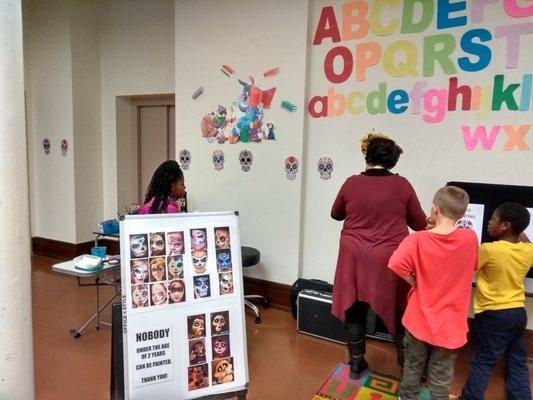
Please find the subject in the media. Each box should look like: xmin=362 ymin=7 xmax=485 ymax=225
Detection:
xmin=456 ymin=203 xmax=485 ymax=244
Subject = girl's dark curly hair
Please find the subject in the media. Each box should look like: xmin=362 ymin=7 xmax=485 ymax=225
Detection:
xmin=144 ymin=160 xmax=184 ymax=213
xmin=365 ymin=137 xmax=403 ymax=170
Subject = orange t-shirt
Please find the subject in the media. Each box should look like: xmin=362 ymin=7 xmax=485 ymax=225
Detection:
xmin=388 ymin=228 xmax=478 ymax=349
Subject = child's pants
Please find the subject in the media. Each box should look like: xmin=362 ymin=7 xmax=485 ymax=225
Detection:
xmin=461 ymin=308 xmax=531 ymax=400
xmin=399 ymin=330 xmax=457 ymax=400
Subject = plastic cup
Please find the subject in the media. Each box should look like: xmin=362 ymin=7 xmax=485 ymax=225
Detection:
xmin=91 ymin=246 xmax=107 ymax=259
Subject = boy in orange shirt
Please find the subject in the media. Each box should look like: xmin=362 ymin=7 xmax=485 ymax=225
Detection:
xmin=388 ymin=186 xmax=478 ymax=400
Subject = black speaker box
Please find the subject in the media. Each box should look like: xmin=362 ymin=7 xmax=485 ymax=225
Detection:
xmin=297 ymin=289 xmax=393 ymax=344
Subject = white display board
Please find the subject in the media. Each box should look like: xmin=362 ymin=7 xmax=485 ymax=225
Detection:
xmin=120 ymin=211 xmax=248 ymax=399
xmin=455 ymin=203 xmax=485 ymax=244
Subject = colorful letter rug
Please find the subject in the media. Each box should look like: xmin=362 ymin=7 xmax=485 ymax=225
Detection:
xmin=312 ymin=363 xmax=430 ymax=400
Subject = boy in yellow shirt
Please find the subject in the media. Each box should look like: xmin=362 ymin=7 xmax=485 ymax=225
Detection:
xmin=460 ymin=202 xmax=533 ymax=400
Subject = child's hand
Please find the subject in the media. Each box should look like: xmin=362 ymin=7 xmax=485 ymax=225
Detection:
xmin=401 ymin=273 xmax=416 ymax=288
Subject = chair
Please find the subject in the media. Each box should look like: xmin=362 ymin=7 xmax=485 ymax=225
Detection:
xmin=241 ymin=246 xmax=268 ymax=323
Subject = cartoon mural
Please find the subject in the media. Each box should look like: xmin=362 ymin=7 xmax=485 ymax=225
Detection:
xmin=200 ymin=73 xmax=277 ymax=144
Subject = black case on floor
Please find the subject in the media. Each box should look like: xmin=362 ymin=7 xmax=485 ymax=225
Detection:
xmin=297 ymin=289 xmax=393 ymax=344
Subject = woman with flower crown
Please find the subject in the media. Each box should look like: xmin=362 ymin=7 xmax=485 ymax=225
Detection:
xmin=331 ymin=132 xmax=428 ymax=379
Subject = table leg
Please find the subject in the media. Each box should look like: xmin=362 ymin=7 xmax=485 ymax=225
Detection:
xmin=96 ymin=276 xmax=100 ymax=329
xmin=70 ymin=290 xmax=120 ymax=338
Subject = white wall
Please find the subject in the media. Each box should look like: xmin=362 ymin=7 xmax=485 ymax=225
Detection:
xmin=174 ymin=0 xmax=309 ymax=284
xmin=100 ymin=0 xmax=175 ymax=218
xmin=25 ymin=0 xmax=76 ymax=242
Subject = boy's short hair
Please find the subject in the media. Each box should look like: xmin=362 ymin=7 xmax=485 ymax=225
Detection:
xmin=495 ymin=202 xmax=530 ymax=234
xmin=433 ymin=186 xmax=470 ymax=220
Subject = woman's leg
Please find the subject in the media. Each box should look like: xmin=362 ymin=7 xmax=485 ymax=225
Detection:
xmin=345 ymin=301 xmax=370 ymax=377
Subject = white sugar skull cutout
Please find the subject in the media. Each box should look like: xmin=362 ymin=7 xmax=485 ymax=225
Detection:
xmin=219 ymin=272 xmax=233 ymax=295
xmin=194 ymin=275 xmax=211 ymax=299
xmin=211 ymin=311 xmax=229 ymax=335
xmin=190 ymin=229 xmax=207 ymax=251
xmin=130 ymin=234 xmax=148 ymax=258
xmin=238 ymin=149 xmax=253 ymax=172
xmin=192 ymin=250 xmax=208 ymax=274
xmin=179 ymin=149 xmax=191 ymax=170
xmin=317 ymin=156 xmax=333 ymax=180
xmin=284 ymin=156 xmax=299 ymax=180
xmin=43 ymin=138 xmax=51 ymax=155
xmin=215 ymin=227 xmax=230 ymax=250
xmin=213 ymin=150 xmax=225 ymax=171
xmin=131 ymin=284 xmax=149 ymax=309
xmin=60 ymin=139 xmax=68 ymax=157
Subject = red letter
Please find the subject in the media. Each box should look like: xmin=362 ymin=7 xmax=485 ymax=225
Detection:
xmin=324 ymin=46 xmax=353 ymax=84
xmin=448 ymin=77 xmax=472 ymax=111
xmin=313 ymin=6 xmax=341 ymax=45
xmin=308 ymin=96 xmax=328 ymax=118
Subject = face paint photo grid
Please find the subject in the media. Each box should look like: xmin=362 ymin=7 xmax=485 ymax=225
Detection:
xmin=210 ymin=310 xmax=234 ymax=386
xmin=129 ymin=232 xmax=186 ymax=309
xmin=187 ymin=314 xmax=209 ymax=391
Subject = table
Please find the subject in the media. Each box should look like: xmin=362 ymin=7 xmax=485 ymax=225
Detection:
xmin=52 ymin=259 xmax=121 ymax=338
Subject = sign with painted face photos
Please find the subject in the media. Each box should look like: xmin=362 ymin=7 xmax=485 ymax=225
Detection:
xmin=121 ymin=212 xmax=248 ymax=399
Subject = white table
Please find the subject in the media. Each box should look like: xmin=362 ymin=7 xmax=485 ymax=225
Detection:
xmin=53 ymin=259 xmax=121 ymax=338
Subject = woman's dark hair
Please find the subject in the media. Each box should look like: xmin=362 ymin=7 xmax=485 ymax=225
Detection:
xmin=144 ymin=160 xmax=184 ymax=213
xmin=495 ymin=202 xmax=530 ymax=234
xmin=364 ymin=137 xmax=403 ymax=170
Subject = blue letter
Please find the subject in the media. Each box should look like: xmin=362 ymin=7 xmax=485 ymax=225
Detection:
xmin=437 ymin=0 xmax=467 ymax=29
xmin=388 ymin=90 xmax=409 ymax=114
xmin=458 ymin=29 xmax=492 ymax=72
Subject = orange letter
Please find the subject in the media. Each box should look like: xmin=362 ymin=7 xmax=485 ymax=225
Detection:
xmin=342 ymin=1 xmax=370 ymax=40
xmin=355 ymin=42 xmax=382 ymax=81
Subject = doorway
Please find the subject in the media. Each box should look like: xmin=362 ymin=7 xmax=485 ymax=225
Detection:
xmin=116 ymin=94 xmax=175 ymax=211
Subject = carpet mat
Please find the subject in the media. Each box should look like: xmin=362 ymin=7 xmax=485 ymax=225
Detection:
xmin=313 ymin=363 xmax=431 ymax=400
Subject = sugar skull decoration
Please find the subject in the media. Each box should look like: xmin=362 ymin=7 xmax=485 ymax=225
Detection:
xmin=212 ymin=149 xmax=225 ymax=171
xmin=188 ymin=365 xmax=209 ymax=391
xmin=188 ymin=314 xmax=206 ymax=339
xmin=189 ymin=339 xmax=206 ymax=365
xmin=179 ymin=149 xmax=191 ymax=170
xmin=131 ymin=284 xmax=149 ymax=309
xmin=149 ymin=232 xmax=166 ymax=256
xmin=190 ymin=228 xmax=207 ymax=251
xmin=219 ymin=272 xmax=233 ymax=295
xmin=150 ymin=282 xmax=167 ymax=306
xmin=42 ymin=138 xmax=51 ymax=155
xmin=60 ymin=139 xmax=68 ymax=157
xmin=212 ymin=357 xmax=234 ymax=385
xmin=456 ymin=218 xmax=473 ymax=229
xmin=212 ymin=335 xmax=230 ymax=359
xmin=193 ymin=275 xmax=211 ymax=299
xmin=130 ymin=259 xmax=149 ymax=284
xmin=130 ymin=234 xmax=148 ymax=258
xmin=167 ymin=231 xmax=184 ymax=255
xmin=216 ymin=250 xmax=232 ymax=272
xmin=238 ymin=149 xmax=253 ymax=172
xmin=167 ymin=255 xmax=184 ymax=279
xmin=211 ymin=311 xmax=229 ymax=335
xmin=150 ymin=257 xmax=166 ymax=282
xmin=192 ymin=250 xmax=208 ymax=274
xmin=317 ymin=156 xmax=333 ymax=180
xmin=284 ymin=156 xmax=299 ymax=180
xmin=215 ymin=227 xmax=230 ymax=250
xmin=169 ymin=279 xmax=186 ymax=303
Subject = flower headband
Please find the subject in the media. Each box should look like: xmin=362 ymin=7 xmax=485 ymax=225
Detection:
xmin=359 ymin=131 xmax=390 ymax=154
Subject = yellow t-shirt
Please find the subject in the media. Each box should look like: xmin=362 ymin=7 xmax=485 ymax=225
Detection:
xmin=474 ymin=240 xmax=533 ymax=313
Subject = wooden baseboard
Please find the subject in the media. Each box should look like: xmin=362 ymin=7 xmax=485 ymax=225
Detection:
xmin=31 ymin=236 xmax=119 ymax=260
xmin=243 ymin=275 xmax=292 ymax=312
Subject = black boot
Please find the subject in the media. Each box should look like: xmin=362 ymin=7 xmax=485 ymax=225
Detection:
xmin=346 ymin=323 xmax=368 ymax=379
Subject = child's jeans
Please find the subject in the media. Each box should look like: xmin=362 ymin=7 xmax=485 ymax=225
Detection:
xmin=461 ymin=308 xmax=531 ymax=400
xmin=399 ymin=330 xmax=457 ymax=400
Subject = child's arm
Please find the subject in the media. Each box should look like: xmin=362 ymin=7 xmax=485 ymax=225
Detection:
xmin=388 ymin=235 xmax=417 ymax=287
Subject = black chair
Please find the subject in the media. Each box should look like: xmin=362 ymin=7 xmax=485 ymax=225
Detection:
xmin=241 ymin=246 xmax=268 ymax=323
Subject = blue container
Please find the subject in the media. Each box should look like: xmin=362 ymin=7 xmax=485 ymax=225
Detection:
xmin=91 ymin=246 xmax=107 ymax=259
xmin=102 ymin=219 xmax=120 ymax=235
